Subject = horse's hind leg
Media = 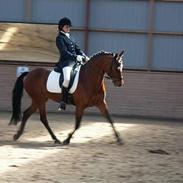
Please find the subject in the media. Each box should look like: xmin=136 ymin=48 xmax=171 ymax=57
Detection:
xmin=14 ymin=102 xmax=37 ymax=141
xmin=38 ymin=103 xmax=61 ymax=144
xmin=63 ymin=106 xmax=84 ymax=145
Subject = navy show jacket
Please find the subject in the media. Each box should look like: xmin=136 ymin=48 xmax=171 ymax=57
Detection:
xmin=55 ymin=31 xmax=84 ymax=69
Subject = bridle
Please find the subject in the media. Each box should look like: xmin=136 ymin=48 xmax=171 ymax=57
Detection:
xmin=105 ymin=57 xmax=124 ymax=83
xmin=84 ymin=54 xmax=124 ymax=83
xmin=105 ymin=74 xmax=123 ymax=83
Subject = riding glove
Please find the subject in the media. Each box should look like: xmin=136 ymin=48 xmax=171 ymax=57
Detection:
xmin=76 ymin=55 xmax=84 ymax=62
xmin=84 ymin=56 xmax=89 ymax=61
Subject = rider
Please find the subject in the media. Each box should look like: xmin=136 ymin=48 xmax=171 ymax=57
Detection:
xmin=55 ymin=17 xmax=89 ymax=111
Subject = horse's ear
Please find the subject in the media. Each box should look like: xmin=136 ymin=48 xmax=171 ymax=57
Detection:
xmin=119 ymin=50 xmax=125 ymax=57
xmin=114 ymin=53 xmax=119 ymax=60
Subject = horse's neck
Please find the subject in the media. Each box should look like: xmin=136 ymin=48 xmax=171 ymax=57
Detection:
xmin=82 ymin=57 xmax=107 ymax=88
xmin=86 ymin=57 xmax=107 ymax=76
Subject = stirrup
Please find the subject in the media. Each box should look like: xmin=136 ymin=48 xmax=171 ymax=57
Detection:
xmin=58 ymin=101 xmax=66 ymax=111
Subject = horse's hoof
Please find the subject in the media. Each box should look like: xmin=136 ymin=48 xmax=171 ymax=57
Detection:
xmin=63 ymin=139 xmax=70 ymax=145
xmin=54 ymin=139 xmax=62 ymax=144
xmin=117 ymin=138 xmax=125 ymax=145
xmin=13 ymin=134 xmax=19 ymax=141
xmin=58 ymin=102 xmax=66 ymax=111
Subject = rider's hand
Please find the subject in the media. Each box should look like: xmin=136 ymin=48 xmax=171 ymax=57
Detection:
xmin=76 ymin=55 xmax=84 ymax=62
xmin=84 ymin=56 xmax=89 ymax=62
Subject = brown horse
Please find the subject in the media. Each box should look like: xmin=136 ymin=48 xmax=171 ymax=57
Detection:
xmin=10 ymin=50 xmax=125 ymax=145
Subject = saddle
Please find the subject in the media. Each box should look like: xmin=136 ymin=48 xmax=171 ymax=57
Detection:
xmin=57 ymin=62 xmax=81 ymax=92
xmin=46 ymin=62 xmax=82 ymax=101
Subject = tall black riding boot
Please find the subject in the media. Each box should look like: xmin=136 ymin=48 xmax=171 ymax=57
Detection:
xmin=58 ymin=87 xmax=68 ymax=111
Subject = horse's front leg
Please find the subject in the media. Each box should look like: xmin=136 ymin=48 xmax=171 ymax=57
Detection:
xmin=97 ymin=102 xmax=124 ymax=145
xmin=63 ymin=106 xmax=84 ymax=145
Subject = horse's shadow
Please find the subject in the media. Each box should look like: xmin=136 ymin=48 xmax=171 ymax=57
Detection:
xmin=0 ymin=139 xmax=67 ymax=150
xmin=0 ymin=138 xmax=120 ymax=150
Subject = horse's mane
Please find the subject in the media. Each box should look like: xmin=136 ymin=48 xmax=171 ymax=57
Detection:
xmin=89 ymin=51 xmax=114 ymax=62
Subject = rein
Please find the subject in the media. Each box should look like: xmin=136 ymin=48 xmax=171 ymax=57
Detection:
xmin=83 ymin=55 xmax=123 ymax=83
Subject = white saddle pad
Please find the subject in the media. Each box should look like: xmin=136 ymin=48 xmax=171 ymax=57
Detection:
xmin=46 ymin=66 xmax=81 ymax=94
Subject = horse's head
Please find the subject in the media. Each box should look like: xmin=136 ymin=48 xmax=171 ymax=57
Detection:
xmin=107 ymin=50 xmax=124 ymax=87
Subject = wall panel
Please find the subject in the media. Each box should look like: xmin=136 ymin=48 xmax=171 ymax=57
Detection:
xmin=32 ymin=0 xmax=85 ymax=26
xmin=90 ymin=0 xmax=148 ymax=30
xmin=89 ymin=32 xmax=148 ymax=69
xmin=0 ymin=0 xmax=25 ymax=22
xmin=153 ymin=35 xmax=183 ymax=71
xmin=155 ymin=2 xmax=183 ymax=32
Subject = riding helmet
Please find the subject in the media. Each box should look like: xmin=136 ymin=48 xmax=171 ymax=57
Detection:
xmin=58 ymin=17 xmax=72 ymax=30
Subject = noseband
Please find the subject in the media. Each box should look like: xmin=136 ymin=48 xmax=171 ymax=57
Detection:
xmin=105 ymin=74 xmax=123 ymax=83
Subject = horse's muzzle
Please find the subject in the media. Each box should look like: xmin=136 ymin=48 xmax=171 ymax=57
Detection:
xmin=113 ymin=79 xmax=124 ymax=87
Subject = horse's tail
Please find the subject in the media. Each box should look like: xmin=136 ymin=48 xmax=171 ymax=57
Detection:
xmin=9 ymin=72 xmax=29 ymax=125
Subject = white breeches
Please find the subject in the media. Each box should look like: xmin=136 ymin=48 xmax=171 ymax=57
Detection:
xmin=62 ymin=66 xmax=72 ymax=87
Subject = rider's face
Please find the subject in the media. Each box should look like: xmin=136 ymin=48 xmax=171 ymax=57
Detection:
xmin=62 ymin=25 xmax=71 ymax=33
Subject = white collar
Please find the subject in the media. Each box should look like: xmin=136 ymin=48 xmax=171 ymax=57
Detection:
xmin=60 ymin=31 xmax=70 ymax=38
